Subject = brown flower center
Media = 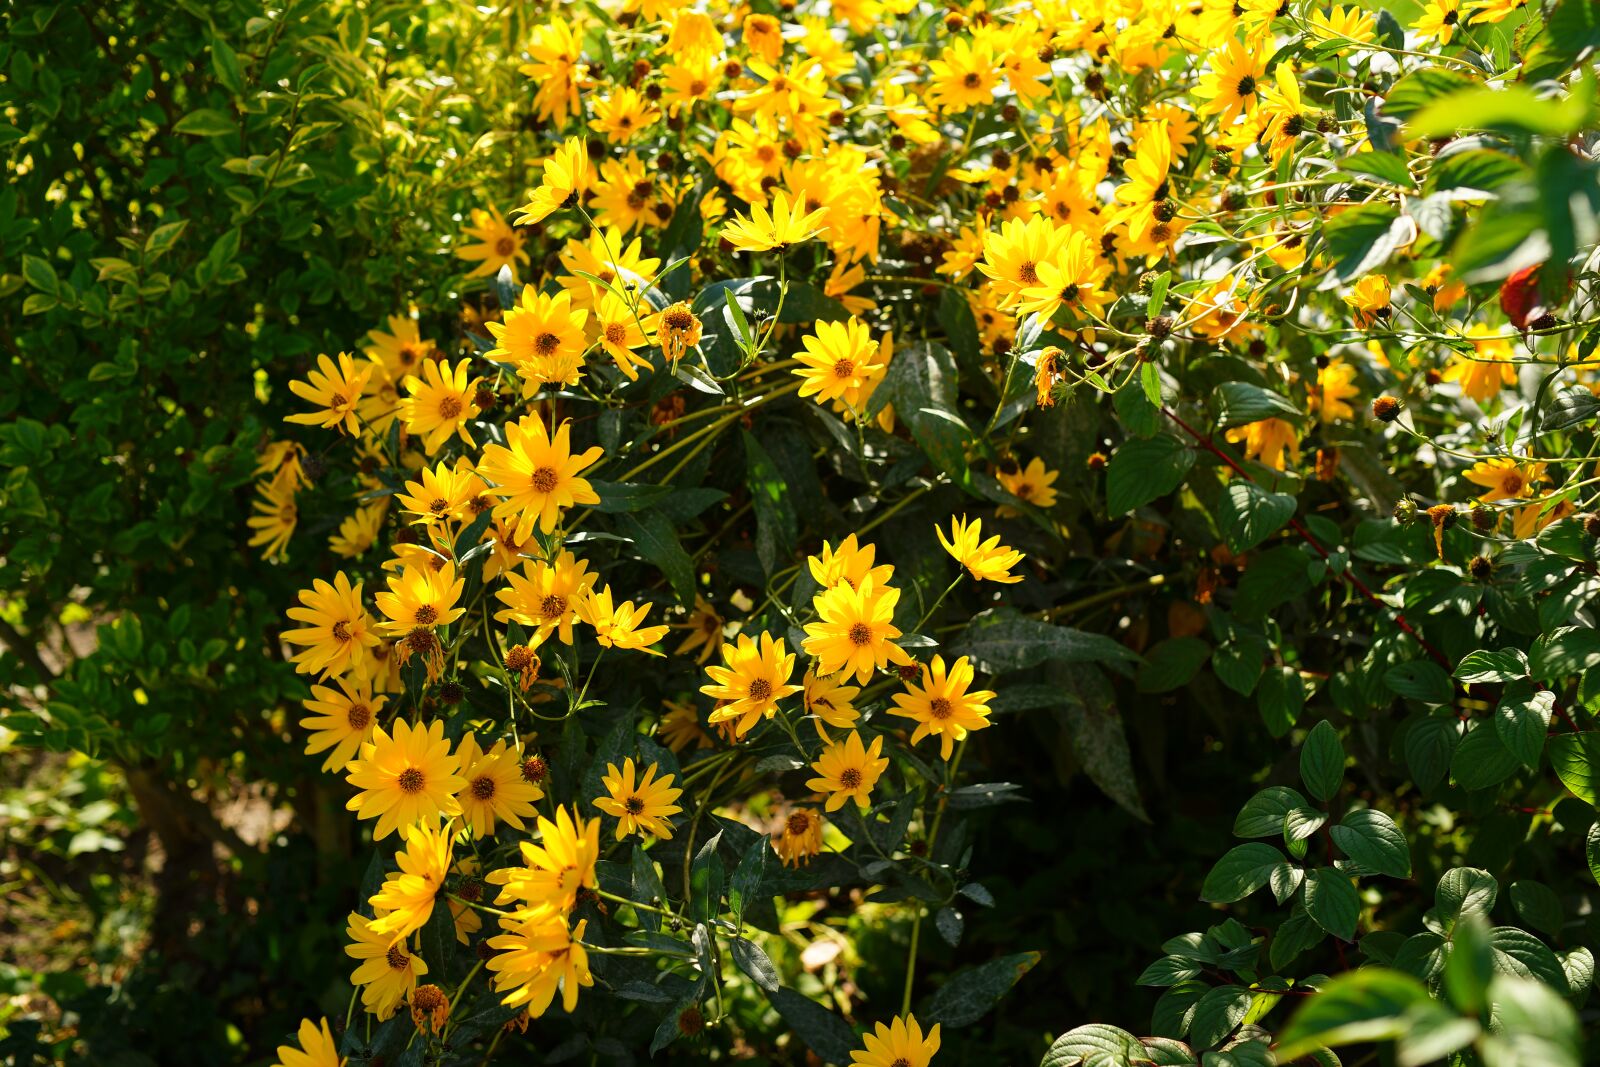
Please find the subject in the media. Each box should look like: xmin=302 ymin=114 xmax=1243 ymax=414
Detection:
xmin=495 ymin=237 xmax=515 ymax=255
xmin=604 ymin=322 xmax=627 ymax=345
xmin=749 ymin=677 xmax=773 ymax=702
xmin=625 ymin=795 xmax=646 ymax=814
xmin=839 ymin=768 xmax=863 ymax=789
xmin=471 ymin=775 xmax=496 ymax=800
xmin=963 ymin=72 xmax=980 ymax=88
xmin=414 ymin=604 xmax=438 ymax=626
xmin=347 ymin=703 xmax=371 ymax=730
xmin=535 ymin=332 xmax=561 ymax=355
xmin=664 ymin=308 xmax=695 ymax=331
xmin=438 ymin=396 xmax=463 ymax=420
xmin=530 ymin=467 xmax=560 ymax=493
xmin=930 ymin=697 xmax=954 ymax=720
xmin=540 ymin=593 xmax=568 ymax=619
xmin=1017 ymin=261 xmax=1039 ymax=285
xmin=332 ymin=620 xmax=352 ymax=641
xmin=429 ymin=498 xmax=450 ymax=515
xmin=786 ymin=811 xmax=811 ymax=835
xmin=847 ymin=622 xmax=873 ymax=646
xmin=832 ymin=359 xmax=855 ymax=379
xmin=386 ymin=944 xmax=410 ymax=970
xmin=397 ymin=767 xmax=426 ymax=793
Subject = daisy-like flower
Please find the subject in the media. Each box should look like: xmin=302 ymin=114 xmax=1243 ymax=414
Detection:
xmin=1414 ymin=0 xmax=1463 ymax=43
xmin=375 ymin=561 xmax=465 ymax=637
xmin=1257 ymin=65 xmax=1312 ymax=162
xmin=515 ymin=137 xmax=589 ymax=225
xmin=247 ymin=476 xmax=298 ymax=561
xmin=890 ymin=654 xmax=996 ymax=760
xmin=1015 ymin=230 xmax=1113 ymax=323
xmin=395 ymin=460 xmax=479 ymax=528
xmin=270 ymin=1017 xmax=343 ymax=1067
xmin=285 ymin=352 xmax=372 ymax=436
xmin=978 ymin=214 xmax=1073 ymax=310
xmin=802 ymin=577 xmax=913 ymax=684
xmin=927 ymin=37 xmax=1000 ymax=112
xmin=456 ymin=205 xmax=528 ymax=279
xmin=457 ymin=732 xmax=545 ymax=838
xmin=487 ymin=806 xmax=600 ymax=914
xmin=674 ymin=596 xmax=726 ymax=665
xmin=368 ymin=816 xmax=455 ymax=941
xmin=486 ymin=287 xmax=589 ymax=394
xmin=807 ymin=533 xmax=894 ymax=591
xmin=721 ymin=188 xmax=830 ymax=253
xmin=773 ymin=807 xmax=824 ymax=867
xmin=595 ymin=758 xmax=685 ymax=840
xmin=850 ymin=1014 xmax=941 ymax=1067
xmin=365 ymin=314 xmax=434 ymax=382
xmin=1309 ymin=4 xmax=1377 ymax=41
xmin=494 ymin=551 xmax=596 ymax=644
xmin=1194 ymin=37 xmax=1268 ymax=126
xmin=329 ymin=504 xmax=386 ymax=559
xmin=299 ymin=674 xmax=386 ymax=774
xmin=1311 ymin=360 xmax=1360 ymax=424
xmin=793 ymin=318 xmax=881 ymax=406
xmin=657 ymin=301 xmax=704 ymax=367
xmin=1111 ymin=132 xmax=1174 ymax=245
xmin=803 ymin=668 xmax=861 ymax=739
xmin=701 ymin=632 xmax=802 ymax=738
xmin=1225 ymin=418 xmax=1302 ymax=471
xmin=742 ymin=13 xmax=784 ymax=63
xmin=344 ymin=718 xmax=465 ymax=841
xmin=1444 ymin=326 xmax=1518 ymax=404
xmin=997 ymin=457 xmax=1060 ymax=510
xmin=589 ymin=86 xmax=661 ymax=143
xmin=1344 ymin=275 xmax=1392 ymax=328
xmin=478 ymin=416 xmax=604 ymax=539
xmin=283 ymin=572 xmax=380 ymax=677
xmin=1463 ymin=457 xmax=1544 ymax=502
xmin=486 ymin=911 xmax=592 ymax=1017
xmin=593 ymin=289 xmax=655 ymax=381
xmin=575 ymin=585 xmax=671 ymax=653
xmin=346 ymin=912 xmax=428 ymax=1021
xmin=659 ymin=699 xmax=715 ymax=752
xmin=400 ymin=358 xmax=481 ymax=455
xmin=806 ymin=729 xmax=889 ymax=811
xmin=937 ymin=516 xmax=1025 ymax=584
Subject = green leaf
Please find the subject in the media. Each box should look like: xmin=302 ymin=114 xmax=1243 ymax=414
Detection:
xmin=1137 ymin=637 xmax=1211 ymax=693
xmin=1509 ymin=881 xmax=1563 ymax=939
xmin=1341 ymin=151 xmax=1414 ymax=188
xmin=1455 ymin=648 xmax=1529 ymax=684
xmin=20 ymin=253 xmax=58 ymax=295
xmin=1495 ymin=688 xmax=1553 ymax=769
xmin=872 ymin=341 xmax=970 ymax=482
xmin=742 ymin=431 xmax=797 ymax=578
xmin=1200 ymin=843 xmax=1284 ymax=903
xmin=1218 ymin=481 xmax=1296 ymax=553
xmin=1271 ymin=905 xmax=1326 ymax=970
xmin=1041 ymin=1024 xmax=1147 ymax=1067
xmin=173 ymin=108 xmax=237 ymax=137
xmin=1304 ymin=867 xmax=1360 ymax=941
xmin=1216 ymin=382 xmax=1302 ymax=428
xmin=1057 ymin=663 xmax=1148 ymax=821
xmin=953 ymin=610 xmax=1141 ymax=674
xmin=1532 ymin=628 xmax=1600 ymax=683
xmin=921 ymin=951 xmax=1039 ymax=1027
xmin=615 ymin=510 xmax=696 ymax=609
xmin=1383 ymin=66 xmax=1479 ymax=120
xmin=1233 ymin=785 xmax=1312 ymax=838
xmin=1428 ymin=149 xmax=1529 ymax=194
xmin=1300 ymin=720 xmax=1345 ymax=802
xmin=1105 ymin=435 xmax=1195 ymax=515
xmin=1384 ymin=661 xmax=1454 ymax=704
xmin=1438 ymin=867 xmax=1499 ymax=923
xmin=1330 ymin=808 xmax=1411 ymax=878
xmin=729 ymin=936 xmax=779 ymax=992
xmin=1588 ymin=823 xmax=1600 ymax=887
xmin=771 ymin=988 xmax=859 ymax=1065
xmin=1276 ymin=968 xmax=1431 ymax=1060
xmin=1323 ymin=203 xmax=1408 ymax=281
xmin=1451 ymin=723 xmax=1520 ymax=791
xmin=1190 ymin=985 xmax=1252 ymax=1048
xmin=1484 ymin=974 xmax=1583 ymax=1067
xmin=1213 ymin=637 xmax=1267 ymax=697
xmin=1490 ymin=927 xmax=1569 ymax=993
xmin=1548 ymin=732 xmax=1600 ymax=806
xmin=1409 ymin=82 xmax=1596 ymax=139
xmin=1405 ymin=716 xmax=1459 ymax=793
xmin=210 ymin=39 xmax=245 ymax=95
xmin=590 ymin=480 xmax=676 ymax=513
xmin=728 ymin=833 xmax=768 ymax=921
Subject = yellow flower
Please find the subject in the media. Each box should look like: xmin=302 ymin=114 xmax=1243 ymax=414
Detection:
xmin=556 ymin=229 xmax=661 ymax=314
xmin=721 ymin=188 xmax=830 ymax=253
xmin=662 ymin=54 xmax=721 ymax=116
xmin=937 ymin=516 xmax=1025 ymax=583
xmin=396 ymin=460 xmax=479 ymax=528
xmin=1414 ymin=0 xmax=1463 ymax=43
xmin=1512 ymin=498 xmax=1574 ymax=540
xmin=594 ymin=289 xmax=655 ymax=381
xmin=487 ymin=806 xmax=600 ymax=914
xmin=890 ymin=654 xmax=996 ymax=760
xmin=589 ymin=86 xmax=660 ymax=144
xmin=364 ymin=314 xmax=434 ymax=383
xmin=997 ymin=457 xmax=1060 ymax=510
xmin=1257 ymin=65 xmax=1310 ymax=162
xmin=1311 ymin=360 xmax=1361 ymax=424
xmin=806 ymin=729 xmax=889 ymax=811
xmin=344 ymin=718 xmax=465 ymax=841
xmin=1015 ymin=229 xmax=1112 ymax=323
xmin=743 ymin=13 xmax=784 ymax=62
xmin=1033 ymin=347 xmax=1068 ymax=408
xmin=701 ymin=632 xmax=803 ymax=738
xmin=494 ymin=551 xmax=597 ymax=645
xmin=595 ymin=758 xmax=685 ymax=839
xmin=515 ymin=137 xmax=589 ymax=225
xmin=456 ymin=205 xmax=528 ymax=279
xmin=375 ymin=561 xmax=465 ymax=637
xmin=773 ymin=807 xmax=823 ymax=867
xmin=656 ymin=301 xmax=704 ymax=367
xmin=247 ymin=476 xmax=298 ymax=561
xmin=978 ymin=214 xmax=1072 ymax=310
xmin=1443 ymin=326 xmax=1518 ymax=404
xmin=400 ymin=358 xmax=481 ymax=455
xmin=457 ymin=732 xmax=545 ymax=837
xmin=486 ymin=912 xmax=592 ymax=1017
xmin=368 ymin=816 xmax=455 ymax=941
xmin=575 ymin=585 xmax=671 ymax=653
xmin=802 ymin=576 xmax=913 ymax=684
xmin=300 ymin=674 xmax=385 ymax=774
xmin=808 ymin=533 xmax=895 ymax=591
xmin=487 ymin=287 xmax=590 ymax=395
xmin=1193 ymin=37 xmax=1267 ymax=126
xmin=803 ymin=668 xmax=861 ymax=739
xmin=674 ymin=596 xmax=726 ymax=664
xmin=346 ymin=911 xmax=428 ymax=1021
xmin=659 ymin=699 xmax=715 ymax=752
xmin=1463 ymin=457 xmax=1544 ymax=502
xmin=285 ymin=352 xmax=373 ymax=436
xmin=270 ymin=1017 xmax=343 ymax=1067
xmin=1344 ymin=275 xmax=1392 ymax=328
xmin=329 ymin=504 xmax=386 ymax=559
xmin=927 ymin=38 xmax=999 ymax=112
xmin=478 ymin=416 xmax=604 ymax=540
xmin=1310 ymin=4 xmax=1376 ymax=41
xmin=1224 ymin=418 xmax=1301 ymax=470
xmin=283 ymin=572 xmax=379 ymax=678
xmin=850 ymin=1014 xmax=941 ymax=1067
xmin=794 ymin=318 xmax=882 ymax=405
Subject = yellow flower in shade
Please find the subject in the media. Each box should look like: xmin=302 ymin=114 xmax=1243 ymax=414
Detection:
xmin=890 ymin=654 xmax=996 ymax=760
xmin=1463 ymin=457 xmax=1544 ymax=502
xmin=802 ymin=577 xmax=913 ymax=684
xmin=803 ymin=668 xmax=861 ymax=739
xmin=1414 ymin=0 xmax=1463 ymax=43
xmin=594 ymin=289 xmax=655 ymax=381
xmin=1111 ymin=131 xmax=1173 ymax=245
xmin=721 ymin=188 xmax=830 ymax=253
xmin=344 ymin=719 xmax=465 ymax=841
xmin=556 ymin=229 xmax=661 ymax=313
xmin=850 ymin=1014 xmax=941 ymax=1067
xmin=285 ymin=352 xmax=373 ymax=436
xmin=248 ymin=477 xmax=298 ymax=561
xmin=807 ymin=533 xmax=894 ymax=591
xmin=657 ymin=301 xmax=704 ymax=367
xmin=494 ymin=551 xmax=597 ymax=644
xmin=997 ymin=457 xmax=1060 ymax=510
xmin=701 ymin=632 xmax=803 ymax=738
xmin=1513 ymin=498 xmax=1574 ymax=540
xmin=376 ymin=561 xmax=465 ymax=637
xmin=1311 ymin=360 xmax=1361 ymax=424
xmin=368 ymin=816 xmax=455 ymax=941
xmin=457 ymin=733 xmax=545 ymax=837
xmin=794 ymin=318 xmax=882 ymax=406
xmin=1310 ymin=4 xmax=1377 ymax=41
xmin=575 ymin=585 xmax=671 ymax=653
xmin=674 ymin=596 xmax=725 ymax=665
xmin=927 ymin=38 xmax=1000 ymax=112
xmin=486 ymin=912 xmax=592 ymax=1016
xmin=773 ymin=807 xmax=823 ymax=867
xmin=487 ymin=287 xmax=590 ymax=395
xmin=659 ymin=699 xmax=715 ymax=752
xmin=487 ymin=806 xmax=600 ymax=914
xmin=589 ymin=86 xmax=661 ymax=144
xmin=661 ymin=53 xmax=720 ymax=116
xmin=1224 ymin=418 xmax=1302 ymax=471
xmin=456 ymin=206 xmax=529 ymax=279
xmin=283 ymin=572 xmax=379 ymax=678
xmin=330 ymin=504 xmax=386 ymax=559
xmin=396 ymin=460 xmax=478 ymax=528
xmin=515 ymin=137 xmax=589 ymax=225
xmin=479 ymin=416 xmax=604 ymax=540
xmin=937 ymin=516 xmax=1025 ymax=584
xmin=270 ymin=1017 xmax=342 ymax=1067
xmin=1443 ymin=326 xmax=1518 ymax=404
xmin=300 ymin=674 xmax=386 ymax=774
xmin=1344 ymin=275 xmax=1391 ymax=328
xmin=365 ymin=314 xmax=434 ymax=383
xmin=595 ymin=758 xmax=685 ymax=840
xmin=1193 ymin=37 xmax=1267 ymax=126
xmin=806 ymin=729 xmax=889 ymax=811
xmin=400 ymin=358 xmax=481 ymax=455
xmin=346 ymin=912 xmax=428 ymax=1021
